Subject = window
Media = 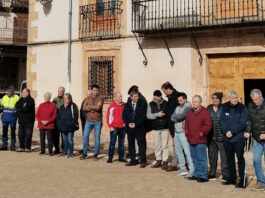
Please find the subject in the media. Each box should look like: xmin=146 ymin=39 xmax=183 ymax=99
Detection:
xmin=96 ymin=0 xmax=105 ymax=16
xmin=89 ymin=57 xmax=114 ymax=102
xmin=109 ymin=0 xmax=117 ymax=14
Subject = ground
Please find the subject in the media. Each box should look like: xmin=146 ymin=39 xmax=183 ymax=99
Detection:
xmin=0 ymin=132 xmax=264 ymax=198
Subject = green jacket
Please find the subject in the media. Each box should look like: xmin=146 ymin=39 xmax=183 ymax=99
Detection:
xmin=52 ymin=96 xmax=64 ymax=111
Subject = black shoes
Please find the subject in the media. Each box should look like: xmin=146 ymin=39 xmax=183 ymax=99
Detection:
xmin=118 ymin=159 xmax=127 ymax=163
xmin=80 ymin=154 xmax=88 ymax=160
xmin=235 ymin=181 xmax=246 ymax=189
xmin=208 ymin=175 xmax=217 ymax=181
xmin=197 ymin=178 xmax=209 ymax=183
xmin=222 ymin=179 xmax=236 ymax=185
xmin=140 ymin=163 xmax=147 ymax=168
xmin=107 ymin=159 xmax=113 ymax=163
xmin=187 ymin=176 xmax=198 ymax=181
xmin=39 ymin=152 xmax=45 ymax=155
xmin=125 ymin=161 xmax=138 ymax=166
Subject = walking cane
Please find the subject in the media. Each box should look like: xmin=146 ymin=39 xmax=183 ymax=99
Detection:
xmin=243 ymin=137 xmax=250 ymax=188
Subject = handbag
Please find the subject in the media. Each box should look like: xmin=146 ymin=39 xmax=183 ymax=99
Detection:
xmin=71 ymin=104 xmax=80 ymax=131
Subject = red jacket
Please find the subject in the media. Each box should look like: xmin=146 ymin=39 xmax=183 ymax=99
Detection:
xmin=106 ymin=101 xmax=125 ymax=129
xmin=185 ymin=106 xmax=212 ymax=145
xmin=36 ymin=101 xmax=57 ymax=129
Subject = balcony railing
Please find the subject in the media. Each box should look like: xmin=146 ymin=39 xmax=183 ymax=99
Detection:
xmin=0 ymin=27 xmax=27 ymax=43
xmin=0 ymin=0 xmax=11 ymax=7
xmin=132 ymin=0 xmax=265 ymax=33
xmin=79 ymin=1 xmax=122 ymax=39
xmin=11 ymin=0 xmax=28 ymax=8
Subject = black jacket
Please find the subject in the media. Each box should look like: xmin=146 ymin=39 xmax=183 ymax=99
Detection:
xmin=165 ymin=89 xmax=180 ymax=137
xmin=246 ymin=100 xmax=265 ymax=143
xmin=122 ymin=99 xmax=147 ymax=135
xmin=57 ymin=102 xmax=79 ymax=133
xmin=148 ymin=100 xmax=168 ymax=130
xmin=207 ymin=104 xmax=223 ymax=142
xmin=15 ymin=96 xmax=35 ymax=124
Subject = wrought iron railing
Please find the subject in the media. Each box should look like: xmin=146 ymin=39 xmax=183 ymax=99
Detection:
xmin=0 ymin=0 xmax=11 ymax=7
xmin=132 ymin=0 xmax=265 ymax=33
xmin=79 ymin=1 xmax=122 ymax=39
xmin=88 ymin=57 xmax=114 ymax=102
xmin=0 ymin=27 xmax=27 ymax=43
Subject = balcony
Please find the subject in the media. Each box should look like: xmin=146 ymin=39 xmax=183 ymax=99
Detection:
xmin=0 ymin=0 xmax=28 ymax=12
xmin=132 ymin=0 xmax=265 ymax=34
xmin=79 ymin=0 xmax=122 ymax=39
xmin=0 ymin=27 xmax=27 ymax=44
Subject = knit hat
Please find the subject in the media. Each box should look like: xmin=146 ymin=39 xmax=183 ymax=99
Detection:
xmin=212 ymin=92 xmax=223 ymax=103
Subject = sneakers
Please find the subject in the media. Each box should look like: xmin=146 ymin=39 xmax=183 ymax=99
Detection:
xmin=25 ymin=149 xmax=31 ymax=153
xmin=16 ymin=148 xmax=25 ymax=152
xmin=80 ymin=154 xmax=88 ymax=160
xmin=185 ymin=172 xmax=194 ymax=179
xmin=10 ymin=147 xmax=16 ymax=152
xmin=107 ymin=159 xmax=113 ymax=163
xmin=208 ymin=175 xmax=217 ymax=181
xmin=0 ymin=147 xmax=7 ymax=151
xmin=176 ymin=169 xmax=189 ymax=176
xmin=250 ymin=184 xmax=265 ymax=192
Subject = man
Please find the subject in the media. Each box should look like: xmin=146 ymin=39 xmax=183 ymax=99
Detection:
xmin=79 ymin=90 xmax=92 ymax=154
xmin=244 ymin=89 xmax=265 ymax=191
xmin=171 ymin=92 xmax=194 ymax=178
xmin=220 ymin=90 xmax=247 ymax=188
xmin=123 ymin=91 xmax=147 ymax=168
xmin=0 ymin=86 xmax=19 ymax=151
xmin=207 ymin=92 xmax=229 ymax=183
xmin=147 ymin=90 xmax=169 ymax=170
xmin=52 ymin=86 xmax=65 ymax=154
xmin=81 ymin=84 xmax=104 ymax=160
xmin=185 ymin=95 xmax=212 ymax=182
xmin=106 ymin=92 xmax=126 ymax=163
xmin=161 ymin=82 xmax=180 ymax=171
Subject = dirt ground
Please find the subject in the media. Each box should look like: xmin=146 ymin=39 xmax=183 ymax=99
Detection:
xmin=0 ymin=131 xmax=264 ymax=198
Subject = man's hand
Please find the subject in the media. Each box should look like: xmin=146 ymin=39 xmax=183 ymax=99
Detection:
xmin=260 ymin=134 xmax=265 ymax=140
xmin=129 ymin=123 xmax=135 ymax=129
xmin=226 ymin=131 xmax=233 ymax=139
xmin=41 ymin=121 xmax=48 ymax=126
xmin=110 ymin=127 xmax=114 ymax=132
xmin=157 ymin=111 xmax=165 ymax=117
xmin=244 ymin=132 xmax=250 ymax=139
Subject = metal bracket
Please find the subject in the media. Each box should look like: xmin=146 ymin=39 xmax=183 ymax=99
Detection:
xmin=160 ymin=24 xmax=174 ymax=66
xmin=191 ymin=31 xmax=203 ymax=65
xmin=133 ymin=32 xmax=148 ymax=66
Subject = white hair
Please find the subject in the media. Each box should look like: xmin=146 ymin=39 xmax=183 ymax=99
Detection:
xmin=250 ymin=89 xmax=262 ymax=98
xmin=228 ymin=90 xmax=238 ymax=99
xmin=44 ymin=92 xmax=52 ymax=99
xmin=192 ymin=95 xmax=202 ymax=103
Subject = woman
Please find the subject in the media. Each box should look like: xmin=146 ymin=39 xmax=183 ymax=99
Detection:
xmin=16 ymin=88 xmax=35 ymax=152
xmin=57 ymin=93 xmax=79 ymax=158
xmin=207 ymin=92 xmax=229 ymax=183
xmin=36 ymin=92 xmax=57 ymax=156
xmin=220 ymin=90 xmax=247 ymax=188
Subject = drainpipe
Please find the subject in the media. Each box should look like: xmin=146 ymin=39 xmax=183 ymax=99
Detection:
xmin=66 ymin=0 xmax=72 ymax=93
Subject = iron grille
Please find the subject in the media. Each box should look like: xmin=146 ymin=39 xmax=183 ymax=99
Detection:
xmin=89 ymin=57 xmax=114 ymax=102
xmin=132 ymin=0 xmax=265 ymax=33
xmin=79 ymin=0 xmax=122 ymax=39
xmin=0 ymin=27 xmax=27 ymax=43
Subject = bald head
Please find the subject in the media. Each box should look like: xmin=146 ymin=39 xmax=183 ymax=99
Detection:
xmin=114 ymin=92 xmax=122 ymax=104
xmin=58 ymin=87 xmax=65 ymax=97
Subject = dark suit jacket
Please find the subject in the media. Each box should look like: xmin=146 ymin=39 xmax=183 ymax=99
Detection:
xmin=122 ymin=99 xmax=147 ymax=134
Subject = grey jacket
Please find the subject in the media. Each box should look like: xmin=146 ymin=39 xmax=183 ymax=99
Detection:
xmin=171 ymin=101 xmax=192 ymax=133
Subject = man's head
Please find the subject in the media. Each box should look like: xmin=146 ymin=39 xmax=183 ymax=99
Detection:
xmin=114 ymin=92 xmax=122 ymax=104
xmin=250 ymin=89 xmax=263 ymax=106
xmin=130 ymin=91 xmax=139 ymax=103
xmin=91 ymin=84 xmax=100 ymax=97
xmin=58 ymin=87 xmax=65 ymax=97
xmin=153 ymin=90 xmax=162 ymax=103
xmin=228 ymin=90 xmax=239 ymax=106
xmin=192 ymin=95 xmax=202 ymax=109
xmin=178 ymin=92 xmax=187 ymax=106
xmin=128 ymin=85 xmax=139 ymax=95
xmin=161 ymin=82 xmax=174 ymax=96
xmin=22 ymin=88 xmax=30 ymax=98
xmin=6 ymin=85 xmax=14 ymax=97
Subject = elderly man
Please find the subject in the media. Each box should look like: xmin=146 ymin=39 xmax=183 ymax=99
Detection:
xmin=0 ymin=86 xmax=19 ymax=151
xmin=106 ymin=92 xmax=126 ymax=163
xmin=220 ymin=90 xmax=247 ymax=188
xmin=244 ymin=89 xmax=265 ymax=191
xmin=52 ymin=86 xmax=65 ymax=154
xmin=185 ymin=95 xmax=212 ymax=182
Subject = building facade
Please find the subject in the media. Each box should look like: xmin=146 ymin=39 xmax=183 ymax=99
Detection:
xmin=28 ymin=0 xmax=265 ymax=135
xmin=0 ymin=0 xmax=28 ymax=97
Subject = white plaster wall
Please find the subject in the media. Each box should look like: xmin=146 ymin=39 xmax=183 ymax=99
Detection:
xmin=33 ymin=0 xmax=80 ymax=42
xmin=30 ymin=42 xmax=83 ymax=107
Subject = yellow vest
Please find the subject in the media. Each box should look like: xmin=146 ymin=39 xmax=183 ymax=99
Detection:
xmin=1 ymin=94 xmax=20 ymax=109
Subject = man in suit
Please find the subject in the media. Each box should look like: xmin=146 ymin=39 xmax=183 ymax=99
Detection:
xmin=123 ymin=90 xmax=148 ymax=168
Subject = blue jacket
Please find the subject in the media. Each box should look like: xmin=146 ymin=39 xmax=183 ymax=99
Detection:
xmin=220 ymin=102 xmax=247 ymax=143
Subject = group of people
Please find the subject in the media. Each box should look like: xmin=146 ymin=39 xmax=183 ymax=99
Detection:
xmin=0 ymin=82 xmax=264 ymax=191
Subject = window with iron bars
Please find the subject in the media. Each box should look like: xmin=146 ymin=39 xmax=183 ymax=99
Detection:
xmin=89 ymin=57 xmax=114 ymax=102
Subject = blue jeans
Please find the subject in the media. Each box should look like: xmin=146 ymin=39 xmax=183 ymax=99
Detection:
xmin=62 ymin=132 xmax=74 ymax=156
xmin=189 ymin=144 xmax=208 ymax=179
xmin=108 ymin=128 xmax=125 ymax=160
xmin=2 ymin=120 xmax=17 ymax=148
xmin=253 ymin=139 xmax=265 ymax=187
xmin=83 ymin=121 xmax=102 ymax=155
xmin=174 ymin=132 xmax=194 ymax=173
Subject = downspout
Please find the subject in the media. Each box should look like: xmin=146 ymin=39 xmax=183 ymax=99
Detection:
xmin=67 ymin=0 xmax=72 ymax=93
